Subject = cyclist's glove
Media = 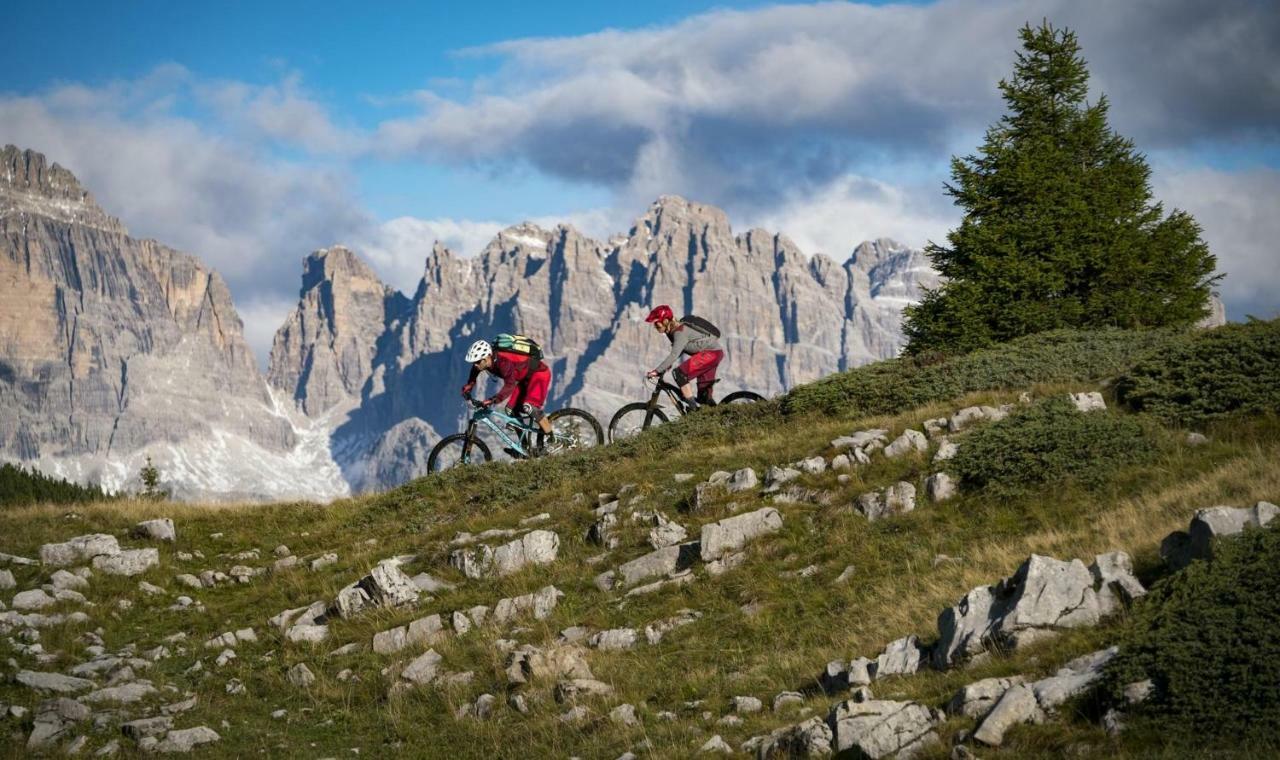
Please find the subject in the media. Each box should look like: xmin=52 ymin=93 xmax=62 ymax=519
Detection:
xmin=461 ymin=382 xmax=475 ymax=398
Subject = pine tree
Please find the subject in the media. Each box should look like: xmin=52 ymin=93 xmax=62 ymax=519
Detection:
xmin=140 ymin=456 xmax=163 ymax=500
xmin=904 ymin=22 xmax=1220 ymax=354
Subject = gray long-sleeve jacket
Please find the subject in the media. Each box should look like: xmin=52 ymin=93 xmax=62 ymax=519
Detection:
xmin=655 ymin=325 xmax=722 ymax=373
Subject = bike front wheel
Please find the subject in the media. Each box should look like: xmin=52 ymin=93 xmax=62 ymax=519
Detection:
xmin=719 ymin=390 xmax=766 ymax=405
xmin=608 ymin=403 xmax=669 ymax=443
xmin=427 ymin=434 xmax=493 ymax=473
xmin=543 ymin=408 xmax=605 ymax=454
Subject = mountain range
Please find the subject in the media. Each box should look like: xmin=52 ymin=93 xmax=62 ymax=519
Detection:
xmin=0 ymin=144 xmax=948 ymax=500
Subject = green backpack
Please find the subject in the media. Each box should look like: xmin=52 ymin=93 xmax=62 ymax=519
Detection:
xmin=494 ymin=333 xmax=543 ymax=362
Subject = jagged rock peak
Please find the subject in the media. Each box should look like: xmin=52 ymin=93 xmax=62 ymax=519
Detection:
xmin=301 ymin=246 xmax=386 ymax=292
xmin=0 ymin=145 xmax=125 ymax=234
xmin=633 ymin=195 xmax=732 ymax=241
xmin=494 ymin=222 xmax=554 ymax=252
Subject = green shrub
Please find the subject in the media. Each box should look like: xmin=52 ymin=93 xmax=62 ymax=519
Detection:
xmin=1115 ymin=318 xmax=1280 ymax=427
xmin=950 ymin=397 xmax=1155 ymax=497
xmin=782 ymin=327 xmax=1181 ymax=418
xmin=0 ymin=462 xmax=114 ymax=507
xmin=1104 ymin=523 xmax=1280 ymax=742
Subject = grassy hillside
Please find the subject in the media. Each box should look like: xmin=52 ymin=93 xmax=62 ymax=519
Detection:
xmin=2 ymin=323 xmax=1277 ymax=759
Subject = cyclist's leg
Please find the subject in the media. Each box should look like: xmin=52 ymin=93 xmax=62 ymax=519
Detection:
xmin=524 ymin=366 xmax=553 ymax=436
xmin=694 ymin=350 xmax=724 ymax=403
xmin=673 ymin=360 xmax=698 ymax=405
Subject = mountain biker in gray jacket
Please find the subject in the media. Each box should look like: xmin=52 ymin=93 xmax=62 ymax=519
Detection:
xmin=644 ymin=305 xmax=724 ymax=409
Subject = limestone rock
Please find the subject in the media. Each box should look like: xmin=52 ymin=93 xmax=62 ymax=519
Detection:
xmin=92 ymin=549 xmax=159 ymax=577
xmin=610 ymin=703 xmax=639 ymax=726
xmin=360 ymin=561 xmax=420 ymax=607
xmin=755 ymin=716 xmax=834 ymax=758
xmin=400 ymin=649 xmax=443 ymax=686
xmin=933 ymin=438 xmax=958 ymax=463
xmin=1165 ymin=501 xmax=1280 ymax=570
xmin=973 ymin=684 xmax=1043 ymax=747
xmin=588 ymin=628 xmax=638 ymax=651
xmin=925 ymin=472 xmax=956 ymax=502
xmin=39 ymin=535 xmax=120 ymax=567
xmin=153 ymin=726 xmax=220 ymax=753
xmin=491 ymin=585 xmax=562 ymax=624
xmin=12 ymin=589 xmax=56 ymax=611
xmin=17 ymin=670 xmax=96 ymax=694
xmin=947 ymin=676 xmax=1026 ymax=718
xmin=700 ymin=508 xmax=783 ymax=561
xmin=884 ymin=429 xmax=928 ymax=458
xmin=0 ymin=569 xmax=13 ymax=589
xmin=132 ymin=519 xmax=176 ymax=543
xmin=700 ymin=735 xmax=733 ymax=753
xmin=1069 ymin=392 xmax=1106 ymax=412
xmin=26 ymin=697 xmax=90 ymax=749
xmin=830 ymin=698 xmax=941 ymax=758
xmin=287 ymin=663 xmax=316 ymax=688
xmin=875 ymin=635 xmax=924 ymax=679
xmin=1089 ymin=551 xmax=1146 ymax=616
xmin=856 ymin=482 xmax=916 ymax=521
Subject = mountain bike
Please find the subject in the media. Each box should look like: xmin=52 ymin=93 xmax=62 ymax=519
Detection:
xmin=607 ymin=371 xmax=765 ymax=442
xmin=427 ymin=398 xmax=604 ymax=472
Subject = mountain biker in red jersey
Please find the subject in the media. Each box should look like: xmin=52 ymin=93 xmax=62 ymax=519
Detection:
xmin=461 ymin=339 xmax=555 ymax=442
xmin=644 ymin=305 xmax=725 ymax=410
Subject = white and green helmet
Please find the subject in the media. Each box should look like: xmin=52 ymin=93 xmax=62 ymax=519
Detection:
xmin=465 ymin=339 xmax=493 ymax=363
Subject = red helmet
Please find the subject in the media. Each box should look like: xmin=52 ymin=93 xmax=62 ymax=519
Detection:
xmin=645 ymin=304 xmax=674 ymax=323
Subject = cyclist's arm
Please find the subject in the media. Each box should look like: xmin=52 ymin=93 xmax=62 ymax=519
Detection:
xmin=654 ymin=330 xmax=690 ymax=373
xmin=485 ymin=358 xmax=522 ymax=405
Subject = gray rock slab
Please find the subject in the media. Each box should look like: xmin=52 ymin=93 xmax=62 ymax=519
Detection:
xmin=700 ymin=508 xmax=783 ymax=562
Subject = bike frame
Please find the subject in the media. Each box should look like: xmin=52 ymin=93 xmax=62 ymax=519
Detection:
xmin=644 ymin=370 xmax=714 ymax=416
xmin=464 ymin=400 xmax=539 ymax=458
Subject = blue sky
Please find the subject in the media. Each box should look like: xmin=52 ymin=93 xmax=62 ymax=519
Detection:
xmin=2 ymin=0 xmax=1277 ymax=363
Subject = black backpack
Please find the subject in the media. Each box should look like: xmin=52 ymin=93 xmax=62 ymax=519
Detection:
xmin=679 ymin=314 xmax=721 ymax=338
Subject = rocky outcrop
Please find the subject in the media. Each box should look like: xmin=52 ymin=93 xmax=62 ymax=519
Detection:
xmin=0 ymin=145 xmax=343 ymax=502
xmin=268 ymin=195 xmax=939 ymax=492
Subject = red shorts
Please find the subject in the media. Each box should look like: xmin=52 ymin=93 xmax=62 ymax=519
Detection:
xmin=676 ymin=350 xmax=724 ymax=393
xmin=509 ymin=365 xmax=551 ymax=411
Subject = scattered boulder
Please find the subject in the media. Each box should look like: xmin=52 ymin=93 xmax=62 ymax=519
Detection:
xmin=450 ymin=530 xmax=561 ymax=579
xmin=555 ymin=678 xmax=614 ymax=701
xmin=360 ymin=560 xmax=421 ymax=607
xmin=644 ymin=609 xmax=702 ymax=644
xmin=0 ymin=569 xmax=13 ymax=589
xmin=832 ymin=429 xmax=888 ymax=452
xmin=153 ymin=726 xmax=220 ymax=753
xmin=506 ymin=644 xmax=594 ymax=687
xmin=132 ymin=519 xmax=176 ymax=543
xmin=287 ymin=663 xmax=316 ymax=688
xmin=875 ymin=635 xmax=924 ymax=679
xmin=121 ymin=716 xmax=173 ymax=740
xmin=884 ymin=429 xmax=928 ymax=459
xmin=925 ymin=472 xmax=956 ymax=502
xmin=947 ymin=676 xmax=1026 ymax=719
xmin=830 ymin=697 xmax=941 ymax=758
xmin=726 ymin=467 xmax=760 ymax=493
xmin=700 ymin=508 xmax=783 ymax=562
xmin=1070 ymin=392 xmax=1106 ymax=413
xmin=12 ymin=589 xmax=56 ymax=611
xmin=82 ymin=680 xmax=158 ymax=704
xmin=1089 ymin=551 xmax=1146 ymax=616
xmin=1162 ymin=501 xmax=1279 ymax=570
xmin=1185 ymin=432 xmax=1209 ymax=446
xmin=92 ymin=549 xmax=159 ymax=577
xmin=610 ymin=703 xmax=639 ymax=726
xmin=754 ymin=715 xmax=834 ymax=758
xmin=773 ymin=691 xmax=805 ymax=712
xmin=491 ymin=585 xmax=563 ymax=624
xmin=600 ymin=543 xmax=699 ymax=590
xmin=26 ymin=698 xmax=90 ymax=749
xmin=947 ymin=407 xmax=987 ymax=433
xmin=732 ymin=696 xmax=763 ymax=714
xmin=17 ymin=670 xmax=96 ymax=694
xmin=399 ymin=649 xmax=443 ymax=686
xmin=856 ymin=482 xmax=916 ymax=521
xmin=700 ymin=735 xmax=733 ymax=754
xmin=310 ymin=553 xmax=339 ymax=572
xmin=922 ymin=417 xmax=948 ymax=439
xmin=973 ymin=684 xmax=1043 ymax=747
xmin=39 ymin=535 xmax=120 ymax=567
xmin=933 ymin=438 xmax=958 ymax=463
xmin=588 ymin=628 xmax=638 ymax=651
xmin=798 ymin=456 xmax=827 ymax=474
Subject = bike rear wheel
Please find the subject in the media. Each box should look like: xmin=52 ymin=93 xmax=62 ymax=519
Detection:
xmin=427 ymin=434 xmax=493 ymax=473
xmin=720 ymin=390 xmax=766 ymax=405
xmin=543 ymin=408 xmax=605 ymax=453
xmin=608 ymin=402 xmax=669 ymax=443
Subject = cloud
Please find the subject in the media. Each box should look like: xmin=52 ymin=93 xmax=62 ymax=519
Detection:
xmin=197 ymin=73 xmax=364 ymax=155
xmin=353 ymin=216 xmax=506 ymax=294
xmin=747 ymin=175 xmax=957 ymax=258
xmin=377 ymin=0 xmax=1279 ymax=215
xmin=1154 ymin=165 xmax=1280 ymax=321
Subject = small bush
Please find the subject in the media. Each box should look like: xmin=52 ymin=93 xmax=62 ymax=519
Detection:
xmin=1104 ymin=523 xmax=1280 ymax=742
xmin=781 ymin=327 xmax=1182 ymax=418
xmin=1115 ymin=318 xmax=1280 ymax=427
xmin=950 ymin=397 xmax=1155 ymax=497
xmin=0 ymin=462 xmax=114 ymax=507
